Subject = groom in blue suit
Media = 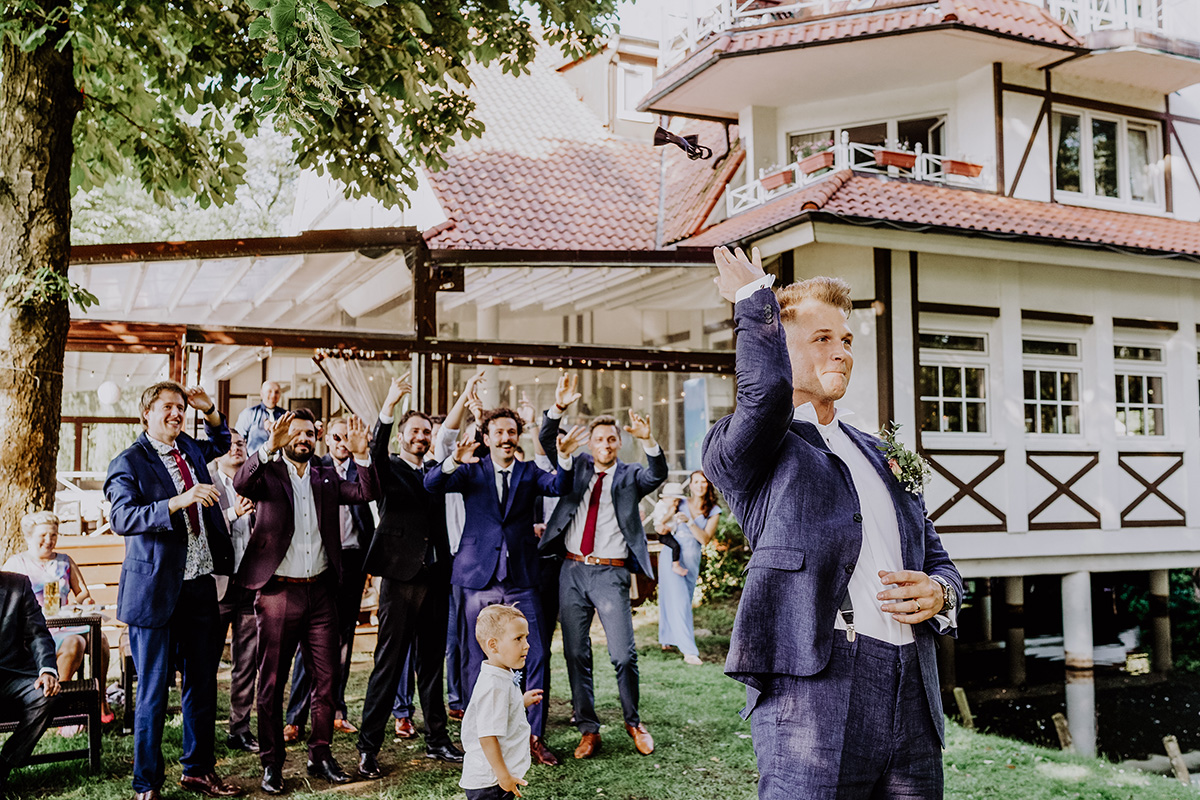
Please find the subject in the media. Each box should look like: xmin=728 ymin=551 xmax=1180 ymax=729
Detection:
xmin=105 ymin=382 xmax=240 ymax=800
xmin=703 ymin=247 xmax=963 ymax=800
xmin=424 ymin=407 xmax=570 ymax=761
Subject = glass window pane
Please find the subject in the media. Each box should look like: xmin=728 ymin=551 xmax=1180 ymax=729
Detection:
xmin=1128 ymin=126 xmax=1155 ymax=203
xmin=1115 ymin=374 xmax=1125 ymax=403
xmin=920 ymin=400 xmax=939 ymax=432
xmin=1092 ymin=118 xmax=1119 ymax=198
xmin=944 ymin=401 xmax=964 ymax=433
xmin=1116 ymin=409 xmax=1127 ymax=435
xmin=1128 ymin=375 xmax=1144 ymax=405
xmin=1115 ymin=345 xmax=1162 ymax=362
xmin=1147 ymin=376 xmax=1163 ymax=403
xmin=919 ymin=365 xmax=938 ymax=397
xmin=919 ymin=333 xmax=986 ymax=352
xmin=1023 ymin=339 xmax=1078 ymax=357
xmin=1054 ymin=113 xmax=1082 ymax=193
xmin=1150 ymin=407 xmax=1164 ymax=436
xmin=1060 ymin=371 xmax=1079 ymax=402
xmin=1025 ymin=403 xmax=1037 ymax=434
xmin=1024 ymin=370 xmax=1036 ymax=401
xmin=1128 ymin=408 xmax=1145 ymax=435
xmin=965 ymin=402 xmax=986 ymax=433
xmin=1063 ymin=405 xmax=1081 ymax=435
xmin=942 ymin=367 xmax=963 ymax=399
xmin=788 ymin=130 xmax=835 ymax=162
xmin=1039 ymin=371 xmax=1057 ymax=401
xmin=964 ymin=368 xmax=986 ymax=399
xmin=1040 ymin=405 xmax=1059 ymax=435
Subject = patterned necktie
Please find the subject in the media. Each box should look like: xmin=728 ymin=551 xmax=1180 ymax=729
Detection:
xmin=169 ymin=449 xmax=201 ymax=537
xmin=579 ymin=471 xmax=607 ymax=556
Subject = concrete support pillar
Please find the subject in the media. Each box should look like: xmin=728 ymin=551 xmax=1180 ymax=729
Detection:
xmin=1005 ymin=576 xmax=1026 ymax=687
xmin=1150 ymin=569 xmax=1172 ymax=674
xmin=477 ymin=306 xmax=499 ymax=409
xmin=1062 ymin=571 xmax=1096 ymax=757
xmin=978 ymin=578 xmax=993 ymax=642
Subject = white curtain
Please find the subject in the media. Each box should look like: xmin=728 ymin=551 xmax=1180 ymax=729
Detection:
xmin=313 ymin=356 xmax=408 ymax=421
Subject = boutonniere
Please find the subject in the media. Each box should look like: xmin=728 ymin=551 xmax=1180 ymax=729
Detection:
xmin=875 ymin=423 xmax=931 ymax=495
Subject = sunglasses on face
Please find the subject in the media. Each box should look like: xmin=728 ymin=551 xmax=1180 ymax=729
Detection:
xmin=330 ymin=434 xmax=346 ymax=442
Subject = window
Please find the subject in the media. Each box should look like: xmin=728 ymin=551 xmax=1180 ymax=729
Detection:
xmin=617 ymin=62 xmax=654 ymax=122
xmin=1053 ymin=109 xmax=1160 ymax=206
xmin=1022 ymin=338 xmax=1081 ymax=435
xmin=787 ymin=115 xmax=945 ymax=167
xmin=1115 ymin=344 xmax=1164 ymax=436
xmin=919 ymin=332 xmax=988 ymax=434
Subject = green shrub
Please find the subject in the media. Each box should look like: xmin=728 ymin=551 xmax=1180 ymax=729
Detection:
xmin=698 ymin=507 xmax=749 ymax=602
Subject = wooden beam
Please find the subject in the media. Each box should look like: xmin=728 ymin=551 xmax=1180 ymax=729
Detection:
xmin=994 ymin=62 xmax=1005 ymax=194
xmin=1008 ymin=96 xmax=1048 ymax=198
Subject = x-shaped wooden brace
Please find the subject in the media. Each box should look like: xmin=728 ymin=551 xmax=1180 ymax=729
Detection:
xmin=923 ymin=450 xmax=1007 ymax=532
xmin=1119 ymin=453 xmax=1185 ymax=527
xmin=1026 ymin=452 xmax=1100 ymax=530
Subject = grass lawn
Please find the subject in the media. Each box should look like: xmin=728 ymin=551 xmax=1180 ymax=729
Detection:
xmin=7 ymin=598 xmax=1199 ymax=800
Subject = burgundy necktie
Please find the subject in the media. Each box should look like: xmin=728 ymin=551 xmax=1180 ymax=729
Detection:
xmin=169 ymin=449 xmax=201 ymax=537
xmin=579 ymin=471 xmax=607 ymax=557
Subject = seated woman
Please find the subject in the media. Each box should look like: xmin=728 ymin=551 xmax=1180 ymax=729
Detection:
xmin=655 ymin=471 xmax=721 ymax=667
xmin=3 ymin=511 xmax=114 ymax=727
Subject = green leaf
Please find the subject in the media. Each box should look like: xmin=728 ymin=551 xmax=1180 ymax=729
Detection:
xmin=247 ymin=0 xmax=273 ymax=10
xmin=402 ymin=2 xmax=433 ymax=33
xmin=270 ymin=0 xmax=298 ymax=46
xmin=313 ymin=2 xmax=360 ymax=48
xmin=248 ymin=17 xmax=271 ymax=39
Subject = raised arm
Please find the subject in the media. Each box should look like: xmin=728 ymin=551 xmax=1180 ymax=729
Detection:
xmin=624 ymin=410 xmax=668 ymax=497
xmin=701 ymin=246 xmax=795 ymax=496
xmin=339 ymin=415 xmax=380 ymax=503
xmin=185 ymin=386 xmax=230 ymax=462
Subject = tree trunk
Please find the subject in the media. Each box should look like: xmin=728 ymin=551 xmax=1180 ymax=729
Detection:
xmin=0 ymin=15 xmax=81 ymax=558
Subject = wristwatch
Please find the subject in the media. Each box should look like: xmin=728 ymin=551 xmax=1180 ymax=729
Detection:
xmin=930 ymin=576 xmax=957 ymax=614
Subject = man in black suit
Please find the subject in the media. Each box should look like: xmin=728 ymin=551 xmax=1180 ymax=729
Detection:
xmin=539 ymin=374 xmax=668 ymax=760
xmin=356 ymin=375 xmax=461 ymax=779
xmin=284 ymin=416 xmax=376 ymax=741
xmin=0 ymin=572 xmax=60 ymax=794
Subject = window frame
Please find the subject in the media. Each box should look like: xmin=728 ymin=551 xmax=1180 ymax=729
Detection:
xmin=1114 ymin=339 xmax=1167 ymax=438
xmin=1052 ymin=105 xmax=1164 ymax=211
xmin=616 ymin=61 xmax=655 ymax=123
xmin=1021 ymin=335 xmax=1084 ymax=439
xmin=918 ymin=328 xmax=991 ymax=438
xmin=785 ymin=112 xmax=949 ymax=165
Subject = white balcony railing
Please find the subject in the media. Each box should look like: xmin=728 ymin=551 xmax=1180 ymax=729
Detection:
xmin=661 ymin=0 xmax=883 ymax=69
xmin=1047 ymin=0 xmax=1163 ymax=33
xmin=725 ymin=133 xmax=987 ymax=217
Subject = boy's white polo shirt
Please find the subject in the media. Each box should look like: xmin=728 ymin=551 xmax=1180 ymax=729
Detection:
xmin=460 ymin=662 xmax=532 ymax=789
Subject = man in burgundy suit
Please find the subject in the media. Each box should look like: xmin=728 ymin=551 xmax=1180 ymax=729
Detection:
xmin=234 ymin=409 xmax=379 ymax=795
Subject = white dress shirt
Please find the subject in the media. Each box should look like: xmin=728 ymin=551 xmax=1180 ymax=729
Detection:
xmin=147 ymin=434 xmax=213 ymax=580
xmin=216 ymin=470 xmax=252 ymax=572
xmin=433 ymin=422 xmax=467 ymax=556
xmin=459 ymin=663 xmax=531 ymax=790
xmin=275 ymin=457 xmax=329 ymax=579
xmin=793 ymin=403 xmax=954 ymax=645
xmin=331 ymin=456 xmax=359 ymax=550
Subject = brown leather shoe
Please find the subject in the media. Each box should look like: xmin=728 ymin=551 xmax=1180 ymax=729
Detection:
xmin=625 ymin=722 xmax=655 ymax=755
xmin=573 ymin=731 xmax=600 ymax=759
xmin=134 ymin=792 xmax=163 ymax=800
xmin=530 ymin=735 xmax=560 ymax=766
xmin=180 ymin=772 xmax=243 ymax=797
xmin=448 ymin=708 xmax=465 ymax=721
xmin=282 ymin=724 xmax=300 ymax=744
xmin=394 ymin=717 xmax=417 ymax=739
xmin=333 ymin=717 xmax=358 ymax=734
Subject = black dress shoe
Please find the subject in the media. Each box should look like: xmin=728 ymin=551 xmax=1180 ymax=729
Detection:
xmin=261 ymin=766 xmax=283 ymax=796
xmin=357 ymin=751 xmax=382 ymax=780
xmin=306 ymin=757 xmax=351 ymax=784
xmin=425 ymin=742 xmax=465 ymax=763
xmin=225 ymin=731 xmax=259 ymax=753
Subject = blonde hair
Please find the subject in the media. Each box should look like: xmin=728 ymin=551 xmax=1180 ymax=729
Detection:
xmin=20 ymin=511 xmax=60 ymax=538
xmin=777 ymin=276 xmax=853 ymax=323
xmin=475 ymin=604 xmax=526 ymax=648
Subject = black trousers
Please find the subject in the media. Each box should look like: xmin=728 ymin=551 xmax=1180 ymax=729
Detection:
xmin=356 ymin=570 xmax=451 ymax=755
xmin=0 ymin=673 xmax=54 ymax=778
xmin=216 ymin=581 xmax=258 ymax=737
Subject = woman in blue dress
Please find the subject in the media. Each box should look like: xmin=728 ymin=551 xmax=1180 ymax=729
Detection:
xmin=655 ymin=471 xmax=721 ymax=666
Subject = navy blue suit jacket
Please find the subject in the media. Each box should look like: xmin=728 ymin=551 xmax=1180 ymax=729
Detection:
xmin=0 ymin=572 xmax=57 ymax=680
xmin=701 ymin=288 xmax=962 ymax=743
xmin=105 ymin=419 xmax=233 ymax=628
xmin=424 ymin=455 xmax=568 ymax=590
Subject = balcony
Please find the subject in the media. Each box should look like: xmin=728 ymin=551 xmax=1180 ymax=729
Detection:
xmin=1046 ymin=0 xmax=1163 ymax=34
xmin=725 ymin=134 xmax=986 ymax=216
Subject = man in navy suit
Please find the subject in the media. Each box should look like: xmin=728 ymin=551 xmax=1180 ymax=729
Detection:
xmin=284 ymin=416 xmax=376 ymax=741
xmin=537 ymin=374 xmax=667 ymax=760
xmin=0 ymin=571 xmax=60 ymax=795
xmin=105 ymin=381 xmax=241 ymax=800
xmin=423 ymin=407 xmax=571 ymax=762
xmin=703 ymin=247 xmax=963 ymax=799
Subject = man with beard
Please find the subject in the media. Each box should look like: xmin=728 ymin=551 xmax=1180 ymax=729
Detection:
xmin=210 ymin=430 xmax=259 ymax=753
xmin=234 ymin=409 xmax=379 ymax=794
xmin=284 ymin=417 xmax=376 ymax=741
xmin=356 ymin=375 xmax=462 ymax=778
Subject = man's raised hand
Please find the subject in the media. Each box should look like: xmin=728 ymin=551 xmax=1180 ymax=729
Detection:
xmin=464 ymin=368 xmax=487 ymax=401
xmin=345 ymin=415 xmax=371 ymax=457
xmin=178 ymin=483 xmax=221 ymax=509
xmin=382 ymin=372 xmax=412 ymax=415
xmin=713 ymin=245 xmax=766 ymax=303
xmin=266 ymin=411 xmax=296 ymax=453
xmin=555 ymin=373 xmax=581 ymax=410
xmin=453 ymin=433 xmax=481 ymax=465
xmin=184 ymin=385 xmax=215 ymax=414
xmin=559 ymin=425 xmax=589 ymax=458
xmin=624 ymin=410 xmax=654 ymax=442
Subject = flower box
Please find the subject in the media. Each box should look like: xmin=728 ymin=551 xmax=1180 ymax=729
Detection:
xmin=944 ymin=159 xmax=983 ymax=177
xmin=875 ymin=149 xmax=916 ymax=170
xmin=798 ymin=150 xmax=835 ymax=175
xmin=760 ymin=169 xmax=795 ymax=191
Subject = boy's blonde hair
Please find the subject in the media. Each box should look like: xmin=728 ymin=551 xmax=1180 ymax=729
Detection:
xmin=776 ymin=276 xmax=853 ymax=323
xmin=475 ymin=603 xmax=526 ymax=648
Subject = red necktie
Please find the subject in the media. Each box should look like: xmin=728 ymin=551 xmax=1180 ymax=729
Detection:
xmin=579 ymin=471 xmax=607 ymax=557
xmin=169 ymin=449 xmax=201 ymax=537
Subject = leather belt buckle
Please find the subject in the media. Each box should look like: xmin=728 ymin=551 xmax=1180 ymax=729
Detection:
xmin=585 ymin=555 xmax=600 ymax=565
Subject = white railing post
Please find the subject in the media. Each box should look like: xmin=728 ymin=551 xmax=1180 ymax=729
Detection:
xmin=836 ymin=130 xmax=850 ymax=171
xmin=914 ymin=143 xmax=925 ymax=181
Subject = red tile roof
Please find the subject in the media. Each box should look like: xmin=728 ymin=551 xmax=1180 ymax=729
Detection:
xmin=660 ymin=123 xmax=746 ymax=244
xmin=648 ymin=0 xmax=1081 ymax=104
xmin=683 ymin=170 xmax=1200 ymax=259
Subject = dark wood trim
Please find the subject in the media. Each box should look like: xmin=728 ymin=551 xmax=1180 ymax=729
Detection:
xmin=427 ymin=247 xmax=714 ymax=266
xmin=1164 ymin=95 xmax=1174 ymax=214
xmin=851 ymin=299 xmax=875 ymax=310
xmin=425 ymin=339 xmax=735 ymax=373
xmin=874 ymin=248 xmax=895 ymax=427
xmin=61 ymin=416 xmax=140 ymax=424
xmin=217 ymin=380 xmax=231 ymax=420
xmin=187 ymin=325 xmax=418 ymax=353
xmin=1026 ymin=452 xmax=1101 ymax=531
xmin=1009 ymin=92 xmax=1049 ymax=198
xmin=910 ymin=252 xmax=921 ymax=452
xmin=435 ymin=357 xmax=449 ymax=416
xmin=1046 ymin=71 xmax=1055 ymax=204
xmin=1000 ymin=82 xmax=1197 ymax=125
xmin=68 ymin=320 xmax=188 ymax=355
xmin=994 ymin=62 xmax=1005 ymax=194
xmin=1112 ymin=317 xmax=1178 ymax=331
xmin=1021 ymin=309 xmax=1094 ymax=325
xmin=922 ymin=449 xmax=1007 ymax=532
xmin=919 ymin=302 xmax=1001 ymax=318
xmin=421 ymin=353 xmax=434 ymax=415
xmin=1118 ymin=452 xmax=1186 ymax=528
xmin=414 ymin=254 xmax=436 ymax=341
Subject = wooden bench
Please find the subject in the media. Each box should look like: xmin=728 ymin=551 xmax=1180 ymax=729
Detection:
xmin=0 ymin=614 xmax=104 ymax=771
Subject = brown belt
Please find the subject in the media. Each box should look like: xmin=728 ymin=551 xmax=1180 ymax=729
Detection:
xmin=565 ymin=553 xmax=626 ymax=568
xmin=272 ymin=573 xmax=327 ymax=585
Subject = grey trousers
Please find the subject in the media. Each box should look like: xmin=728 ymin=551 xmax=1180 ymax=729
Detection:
xmin=559 ymin=560 xmax=639 ymax=733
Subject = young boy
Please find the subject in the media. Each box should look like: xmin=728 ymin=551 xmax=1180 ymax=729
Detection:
xmin=460 ymin=605 xmax=543 ymax=799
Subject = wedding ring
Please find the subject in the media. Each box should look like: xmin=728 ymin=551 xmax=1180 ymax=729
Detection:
xmin=914 ymin=598 xmax=922 ymax=611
